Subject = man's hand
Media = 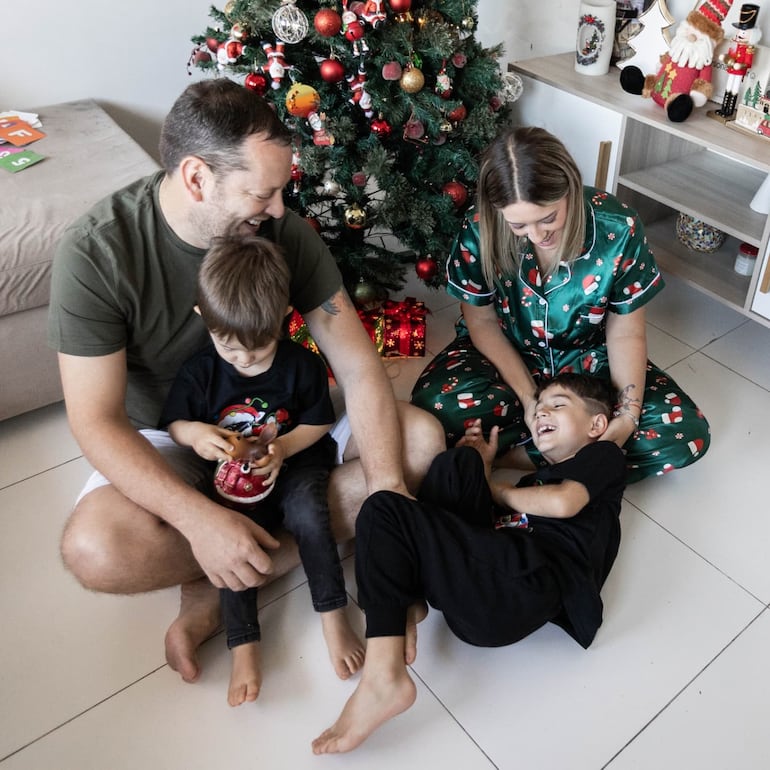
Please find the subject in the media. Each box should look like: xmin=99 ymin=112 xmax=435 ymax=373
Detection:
xmin=186 ymin=505 xmax=281 ymax=591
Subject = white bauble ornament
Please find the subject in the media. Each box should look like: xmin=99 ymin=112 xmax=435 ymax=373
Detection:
xmin=272 ymin=0 xmax=309 ymax=44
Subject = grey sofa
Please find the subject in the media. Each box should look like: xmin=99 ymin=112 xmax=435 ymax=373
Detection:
xmin=0 ymin=99 xmax=159 ymax=421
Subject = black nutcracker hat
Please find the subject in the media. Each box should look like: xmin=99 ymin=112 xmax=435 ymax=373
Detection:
xmin=733 ymin=3 xmax=759 ymax=29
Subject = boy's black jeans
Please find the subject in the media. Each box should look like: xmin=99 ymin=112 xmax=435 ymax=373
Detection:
xmin=221 ymin=434 xmax=345 ymax=649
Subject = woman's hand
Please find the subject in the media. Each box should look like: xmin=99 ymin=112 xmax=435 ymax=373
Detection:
xmin=605 ymin=307 xmax=647 ymax=449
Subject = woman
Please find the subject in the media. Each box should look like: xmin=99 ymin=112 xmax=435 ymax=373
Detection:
xmin=411 ymin=126 xmax=709 ymax=482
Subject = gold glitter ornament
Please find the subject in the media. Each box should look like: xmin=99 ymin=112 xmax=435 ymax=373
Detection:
xmin=400 ymin=65 xmax=425 ymax=94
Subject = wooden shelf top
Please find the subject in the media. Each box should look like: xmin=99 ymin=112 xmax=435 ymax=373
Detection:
xmin=510 ymin=52 xmax=770 ymax=173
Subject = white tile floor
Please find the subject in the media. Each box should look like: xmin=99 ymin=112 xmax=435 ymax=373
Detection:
xmin=2 ymin=271 xmax=770 ymax=769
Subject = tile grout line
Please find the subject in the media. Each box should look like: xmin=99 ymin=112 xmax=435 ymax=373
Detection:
xmin=601 ymin=606 xmax=768 ymax=769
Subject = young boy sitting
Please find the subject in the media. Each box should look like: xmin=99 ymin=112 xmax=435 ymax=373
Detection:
xmin=160 ymin=231 xmax=364 ymax=707
xmin=313 ymin=372 xmax=627 ymax=754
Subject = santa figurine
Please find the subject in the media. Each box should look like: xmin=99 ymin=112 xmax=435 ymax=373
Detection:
xmin=341 ymin=1 xmax=370 ymax=58
xmin=716 ymin=3 xmax=762 ymax=118
xmin=620 ymin=0 xmax=732 ymax=122
xmin=361 ymin=0 xmax=387 ymax=28
xmin=262 ymin=40 xmax=291 ymax=89
xmin=347 ymin=63 xmax=374 ymax=118
xmin=308 ymin=110 xmax=335 ymax=146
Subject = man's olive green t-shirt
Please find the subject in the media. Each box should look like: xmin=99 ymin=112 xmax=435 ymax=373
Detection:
xmin=48 ymin=171 xmax=342 ymax=429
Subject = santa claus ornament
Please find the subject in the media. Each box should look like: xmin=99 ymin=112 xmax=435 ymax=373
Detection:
xmin=620 ymin=0 xmax=733 ymax=122
xmin=262 ymin=40 xmax=292 ymax=89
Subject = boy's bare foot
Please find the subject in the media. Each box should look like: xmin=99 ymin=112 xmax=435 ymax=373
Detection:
xmin=321 ymin=607 xmax=365 ymax=680
xmin=404 ymin=600 xmax=428 ymax=665
xmin=312 ymin=636 xmax=416 ymax=755
xmin=164 ymin=577 xmax=221 ymax=683
xmin=228 ymin=641 xmax=262 ymax=706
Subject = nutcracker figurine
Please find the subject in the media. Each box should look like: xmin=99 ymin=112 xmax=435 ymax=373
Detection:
xmin=717 ymin=4 xmax=762 ymax=119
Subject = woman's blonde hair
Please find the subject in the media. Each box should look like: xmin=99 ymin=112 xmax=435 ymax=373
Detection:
xmin=476 ymin=126 xmax=585 ymax=287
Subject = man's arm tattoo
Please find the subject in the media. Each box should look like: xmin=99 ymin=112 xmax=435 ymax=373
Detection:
xmin=320 ymin=288 xmax=351 ymax=315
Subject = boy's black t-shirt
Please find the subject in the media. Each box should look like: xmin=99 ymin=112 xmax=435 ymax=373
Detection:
xmin=159 ymin=339 xmax=335 ymax=437
xmin=517 ymin=440 xmax=626 ymax=648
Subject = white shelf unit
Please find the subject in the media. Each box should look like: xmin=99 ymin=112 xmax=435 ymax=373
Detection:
xmin=510 ymin=52 xmax=770 ymax=325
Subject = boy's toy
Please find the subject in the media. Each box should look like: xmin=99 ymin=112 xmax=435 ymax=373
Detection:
xmin=213 ymin=423 xmax=278 ymax=509
xmin=620 ymin=0 xmax=732 ymax=122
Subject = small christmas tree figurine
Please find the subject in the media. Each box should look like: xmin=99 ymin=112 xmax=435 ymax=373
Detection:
xmin=189 ymin=0 xmax=515 ymax=299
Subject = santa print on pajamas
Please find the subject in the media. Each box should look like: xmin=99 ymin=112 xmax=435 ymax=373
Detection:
xmin=410 ymin=187 xmax=711 ymax=483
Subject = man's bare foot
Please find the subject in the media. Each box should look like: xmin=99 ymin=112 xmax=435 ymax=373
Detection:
xmin=404 ymin=600 xmax=428 ymax=665
xmin=164 ymin=577 xmax=221 ymax=683
xmin=228 ymin=641 xmax=262 ymax=706
xmin=312 ymin=637 xmax=416 ymax=755
xmin=321 ymin=607 xmax=365 ymax=680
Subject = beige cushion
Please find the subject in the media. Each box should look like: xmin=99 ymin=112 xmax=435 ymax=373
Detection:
xmin=0 ymin=99 xmax=159 ymax=317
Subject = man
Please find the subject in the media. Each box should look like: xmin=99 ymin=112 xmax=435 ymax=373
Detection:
xmin=48 ymin=79 xmax=444 ymax=684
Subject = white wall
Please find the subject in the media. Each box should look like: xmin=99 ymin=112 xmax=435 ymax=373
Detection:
xmin=477 ymin=0 xmax=769 ymax=66
xmin=4 ymin=0 xmax=768 ymax=159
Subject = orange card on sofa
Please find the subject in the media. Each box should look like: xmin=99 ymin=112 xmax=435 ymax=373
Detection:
xmin=0 ymin=119 xmax=46 ymax=146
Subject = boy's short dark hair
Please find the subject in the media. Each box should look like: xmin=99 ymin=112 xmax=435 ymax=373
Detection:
xmin=197 ymin=230 xmax=291 ymax=350
xmin=535 ymin=372 xmax=614 ymax=418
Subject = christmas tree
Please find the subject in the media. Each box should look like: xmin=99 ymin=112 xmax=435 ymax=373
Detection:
xmin=189 ymin=0 xmax=515 ymax=302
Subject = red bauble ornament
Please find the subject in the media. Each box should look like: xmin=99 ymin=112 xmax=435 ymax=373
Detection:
xmin=314 ymin=8 xmax=342 ymax=37
xmin=352 ymin=171 xmax=367 ymax=187
xmin=370 ymin=116 xmax=392 ymax=138
xmin=319 ymin=58 xmax=346 ymax=83
xmin=442 ymin=181 xmax=468 ymax=208
xmin=415 ymin=256 xmax=439 ymax=281
xmin=244 ymin=72 xmax=268 ymax=95
xmin=447 ymin=103 xmax=467 ymax=123
xmin=381 ymin=61 xmax=402 ymax=80
xmin=388 ymin=0 xmax=412 ymax=12
xmin=206 ymin=36 xmax=221 ymax=52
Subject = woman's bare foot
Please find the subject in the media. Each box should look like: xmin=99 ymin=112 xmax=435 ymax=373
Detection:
xmin=164 ymin=577 xmax=221 ymax=683
xmin=321 ymin=607 xmax=365 ymax=680
xmin=312 ymin=636 xmax=416 ymax=755
xmin=404 ymin=600 xmax=428 ymax=665
xmin=228 ymin=641 xmax=262 ymax=706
